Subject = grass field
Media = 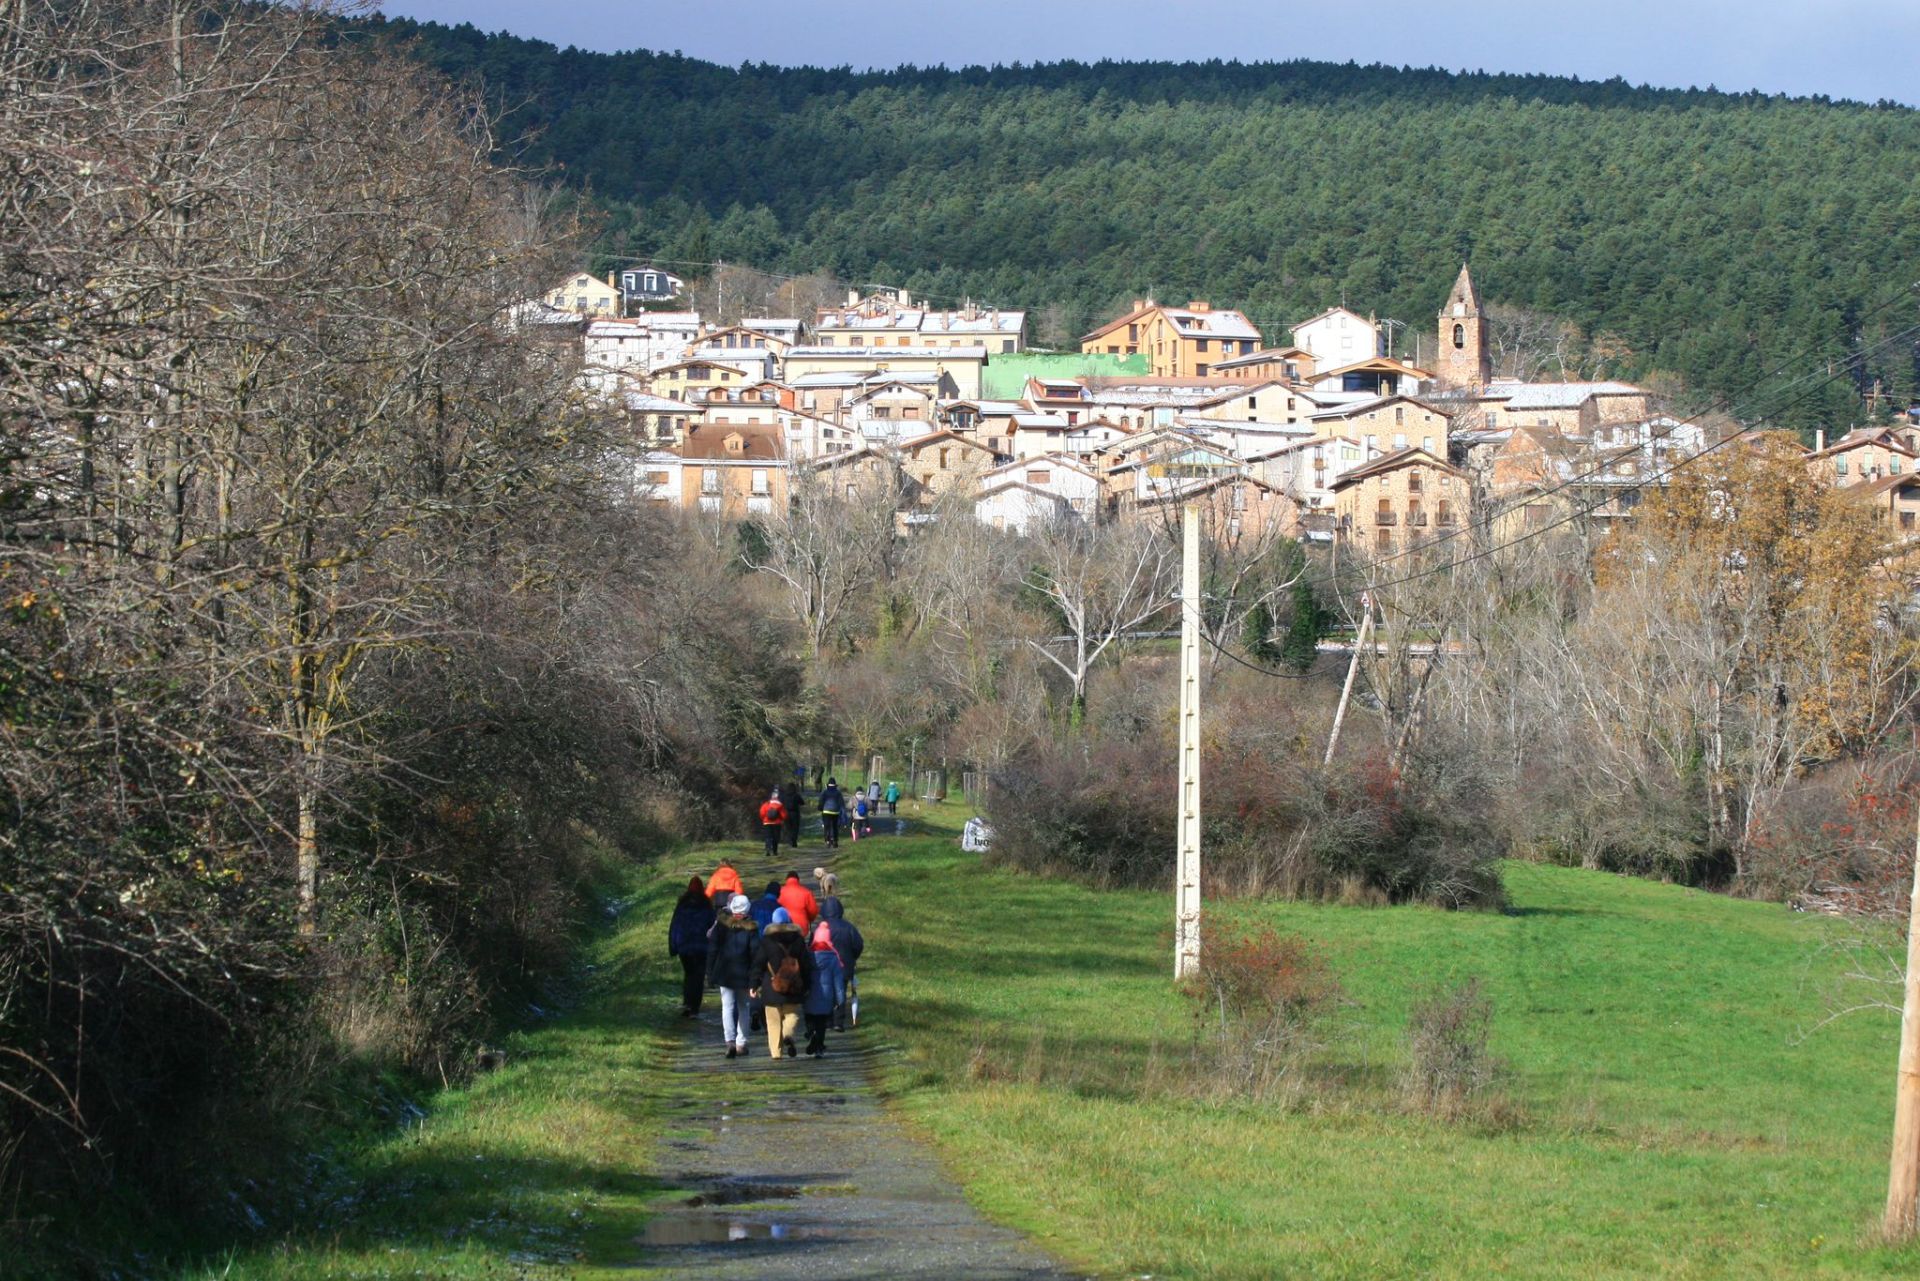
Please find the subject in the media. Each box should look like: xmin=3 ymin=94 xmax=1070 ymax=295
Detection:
xmin=160 ymin=861 xmax=848 ymax=1281
xmin=147 ymin=790 xmax=1920 ymax=1280
xmin=831 ymin=800 xmax=1920 ymax=1280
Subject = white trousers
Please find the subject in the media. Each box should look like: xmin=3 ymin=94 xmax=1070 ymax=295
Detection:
xmin=719 ymin=986 xmax=752 ymax=1047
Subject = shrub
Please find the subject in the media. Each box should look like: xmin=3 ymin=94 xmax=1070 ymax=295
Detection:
xmin=1402 ymin=978 xmax=1502 ymax=1121
xmin=1186 ymin=921 xmax=1343 ymax=1101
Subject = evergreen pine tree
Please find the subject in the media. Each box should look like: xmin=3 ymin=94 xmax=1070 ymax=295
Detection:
xmin=1280 ymin=575 xmax=1323 ymax=673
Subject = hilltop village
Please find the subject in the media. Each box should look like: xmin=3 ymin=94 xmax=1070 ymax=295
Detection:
xmin=528 ymin=266 xmax=1920 ymax=547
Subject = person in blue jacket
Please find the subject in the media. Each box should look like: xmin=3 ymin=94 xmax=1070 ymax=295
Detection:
xmin=748 ymin=880 xmax=781 ymax=929
xmin=817 ymin=896 xmax=865 ymax=1031
xmin=667 ymin=876 xmax=715 ymax=1017
xmin=801 ymin=915 xmax=847 ymax=1058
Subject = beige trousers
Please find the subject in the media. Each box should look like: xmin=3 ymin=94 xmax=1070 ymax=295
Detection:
xmin=763 ymin=1002 xmax=800 ymax=1057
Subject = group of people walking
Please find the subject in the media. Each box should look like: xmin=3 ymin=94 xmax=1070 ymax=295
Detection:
xmin=668 ymin=863 xmax=865 ymax=1061
xmin=812 ymin=776 xmax=900 ymax=849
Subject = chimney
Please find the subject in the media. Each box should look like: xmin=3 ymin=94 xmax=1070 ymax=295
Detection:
xmin=607 ymin=271 xmax=616 ymax=289
xmin=1131 ymin=299 xmax=1146 ymax=312
xmin=1188 ymin=300 xmax=1212 ymax=313
xmin=847 ymin=289 xmax=859 ymax=306
xmin=1815 ymin=428 xmax=1827 ymax=451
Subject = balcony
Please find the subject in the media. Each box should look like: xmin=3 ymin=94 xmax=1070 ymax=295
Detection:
xmin=1409 ymin=512 xmax=1428 ymax=527
xmin=1374 ymin=511 xmax=1398 ymax=527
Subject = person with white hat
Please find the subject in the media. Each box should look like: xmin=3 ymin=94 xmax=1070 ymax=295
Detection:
xmin=706 ymin=892 xmax=761 ymax=1059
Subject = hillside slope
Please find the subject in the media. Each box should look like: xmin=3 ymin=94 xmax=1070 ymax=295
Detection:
xmin=374 ymin=17 xmax=1920 ymax=429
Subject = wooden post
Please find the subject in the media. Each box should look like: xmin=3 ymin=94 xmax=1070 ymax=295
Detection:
xmin=1324 ymin=593 xmax=1373 ymax=767
xmin=1175 ymin=504 xmax=1202 ymax=981
xmin=1886 ymin=805 xmax=1920 ymax=1239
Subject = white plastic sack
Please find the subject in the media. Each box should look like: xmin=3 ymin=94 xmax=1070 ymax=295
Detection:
xmin=961 ymin=816 xmax=994 ymax=853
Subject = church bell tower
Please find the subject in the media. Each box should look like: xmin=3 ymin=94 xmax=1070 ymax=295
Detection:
xmin=1436 ymin=264 xmax=1490 ymax=391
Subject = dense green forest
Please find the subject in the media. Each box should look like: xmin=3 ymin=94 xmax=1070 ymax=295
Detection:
xmin=371 ymin=17 xmax=1920 ymax=428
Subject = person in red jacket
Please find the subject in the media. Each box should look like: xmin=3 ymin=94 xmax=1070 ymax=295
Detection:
xmin=707 ymin=858 xmax=744 ymax=906
xmin=758 ymin=790 xmax=786 ymax=859
xmin=777 ymin=871 xmax=818 ymax=934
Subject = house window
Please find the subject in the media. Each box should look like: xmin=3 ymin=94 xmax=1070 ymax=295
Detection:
xmin=1197 ymin=339 xmax=1210 ymax=353
xmin=1195 ymin=364 xmax=1208 ymax=377
xmin=1423 ymin=437 xmax=1434 ymax=452
xmin=1836 ymin=458 xmax=1849 ymax=476
xmin=1002 ymin=339 xmax=1014 ymax=353
xmin=1408 ymin=472 xmax=1423 ymax=494
xmin=1128 ymin=324 xmax=1139 ymax=343
xmin=1394 ymin=434 xmax=1408 ymax=450
xmin=643 ymin=470 xmax=670 ymax=488
xmin=751 ymin=469 xmax=769 ymax=495
xmin=1395 ymin=406 xmax=1404 ymax=424
xmin=939 ymin=447 xmax=951 ymax=467
xmin=701 ymin=467 xmax=720 ymax=494
xmin=1437 ymin=500 xmax=1454 ymax=526
xmin=1248 ymin=396 xmax=1258 ymax=409
xmin=1895 ymin=457 xmax=1904 ymax=474
xmin=698 ymin=495 xmax=720 ymax=514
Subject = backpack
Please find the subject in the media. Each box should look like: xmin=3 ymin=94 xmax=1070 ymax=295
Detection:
xmin=771 ymin=951 xmax=803 ymax=999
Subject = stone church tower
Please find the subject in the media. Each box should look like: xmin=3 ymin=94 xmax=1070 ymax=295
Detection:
xmin=1436 ymin=264 xmax=1490 ymax=390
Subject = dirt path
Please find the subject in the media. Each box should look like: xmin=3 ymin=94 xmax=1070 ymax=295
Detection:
xmin=632 ymin=845 xmax=1075 ymax=1279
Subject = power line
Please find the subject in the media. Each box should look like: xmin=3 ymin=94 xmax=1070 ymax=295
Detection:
xmin=1309 ymin=279 xmax=1920 ymax=584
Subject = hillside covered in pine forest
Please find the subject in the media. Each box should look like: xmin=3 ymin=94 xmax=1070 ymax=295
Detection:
xmin=372 ymin=16 xmax=1920 ymax=429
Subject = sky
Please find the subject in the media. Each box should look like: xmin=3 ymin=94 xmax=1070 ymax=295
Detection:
xmin=375 ymin=0 xmax=1920 ymax=106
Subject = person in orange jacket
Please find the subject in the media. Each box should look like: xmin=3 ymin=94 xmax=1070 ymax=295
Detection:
xmin=777 ymin=871 xmax=818 ymax=934
xmin=758 ymin=790 xmax=786 ymax=859
xmin=707 ymin=858 xmax=744 ymax=906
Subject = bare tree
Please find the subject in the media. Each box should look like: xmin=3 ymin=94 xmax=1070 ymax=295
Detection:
xmin=1022 ymin=515 xmax=1177 ymax=726
xmin=741 ymin=458 xmax=904 ymax=658
xmin=1486 ymin=302 xmax=1588 ymax=382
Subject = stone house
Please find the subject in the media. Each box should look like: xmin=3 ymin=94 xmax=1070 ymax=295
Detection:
xmin=898 ymin=431 xmax=1005 ymax=508
xmin=1808 ymin=427 xmax=1920 ymax=486
xmin=1332 ymin=447 xmax=1471 ymax=557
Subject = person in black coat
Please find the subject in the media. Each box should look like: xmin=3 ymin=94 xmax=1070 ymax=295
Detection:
xmin=750 ymin=908 xmax=812 ymax=1059
xmin=706 ymin=893 xmax=761 ymax=1058
xmin=777 ymin=780 xmax=804 ymax=848
xmin=818 ymin=896 xmax=865 ymax=1031
xmin=666 ymin=877 xmax=715 ymax=1017
xmin=818 ymin=778 xmax=845 ymax=848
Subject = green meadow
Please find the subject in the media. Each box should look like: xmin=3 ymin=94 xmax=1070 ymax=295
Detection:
xmin=152 ymin=798 xmax=1920 ymax=1280
xmin=839 ymin=802 xmax=1920 ymax=1279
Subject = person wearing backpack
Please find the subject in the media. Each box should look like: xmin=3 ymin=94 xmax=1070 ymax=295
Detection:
xmin=776 ymin=780 xmax=804 ymax=849
xmin=757 ymin=788 xmax=786 ymax=859
xmin=851 ymin=793 xmax=870 ymax=841
xmin=817 ymin=896 xmax=865 ymax=1032
xmin=818 ymin=778 xmax=844 ymax=849
xmin=884 ymin=780 xmax=901 ymax=816
xmin=750 ymin=907 xmax=811 ymax=1059
xmin=706 ymin=893 xmax=760 ymax=1059
xmin=666 ymin=876 xmax=715 ymax=1018
xmin=802 ymin=915 xmax=847 ymax=1058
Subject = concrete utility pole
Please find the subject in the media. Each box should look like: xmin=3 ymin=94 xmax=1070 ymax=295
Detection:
xmin=1887 ymin=805 xmax=1920 ymax=1239
xmin=1175 ymin=504 xmax=1203 ymax=981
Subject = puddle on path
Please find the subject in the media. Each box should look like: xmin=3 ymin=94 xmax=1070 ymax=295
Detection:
xmin=640 ymin=1214 xmax=833 ymax=1246
xmin=683 ymin=1180 xmax=803 ymax=1207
